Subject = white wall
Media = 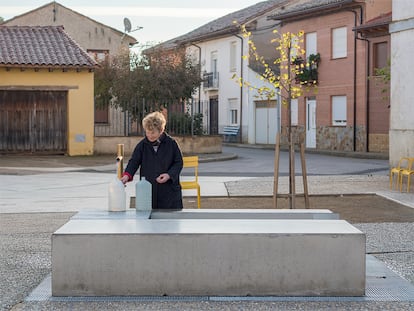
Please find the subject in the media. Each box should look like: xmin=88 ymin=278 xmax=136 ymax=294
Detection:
xmin=187 ymin=33 xmax=278 ymax=144
xmin=185 ymin=8 xmax=281 ymax=144
xmin=389 ymin=0 xmax=414 ymax=165
xmin=246 ymin=67 xmax=279 ymax=144
xmin=189 ymin=36 xmax=247 ymax=138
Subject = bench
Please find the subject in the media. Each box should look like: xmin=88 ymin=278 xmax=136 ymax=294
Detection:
xmin=52 ymin=212 xmax=365 ymax=296
xmin=223 ymin=125 xmax=240 ymax=142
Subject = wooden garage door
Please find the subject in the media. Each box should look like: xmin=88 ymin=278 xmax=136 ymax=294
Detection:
xmin=0 ymin=90 xmax=67 ymax=153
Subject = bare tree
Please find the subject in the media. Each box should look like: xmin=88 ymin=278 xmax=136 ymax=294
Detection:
xmin=94 ymin=49 xmax=202 ymax=121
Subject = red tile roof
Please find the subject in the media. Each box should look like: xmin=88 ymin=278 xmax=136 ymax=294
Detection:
xmin=0 ymin=25 xmax=98 ymax=69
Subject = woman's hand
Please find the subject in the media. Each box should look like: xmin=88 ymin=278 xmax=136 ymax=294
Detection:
xmin=156 ymin=173 xmax=170 ymax=184
xmin=120 ymin=175 xmax=129 ymax=184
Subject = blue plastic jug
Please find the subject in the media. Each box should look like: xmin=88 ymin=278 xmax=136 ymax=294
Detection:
xmin=135 ymin=177 xmax=152 ymax=211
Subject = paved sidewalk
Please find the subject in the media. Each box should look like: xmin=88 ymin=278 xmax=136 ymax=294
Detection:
xmin=1 ymin=153 xmax=413 ymax=213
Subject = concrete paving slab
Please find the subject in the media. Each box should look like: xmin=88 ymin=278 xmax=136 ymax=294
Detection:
xmin=1 ymin=172 xmax=412 ymax=213
xmin=0 ymin=173 xmax=249 ymax=213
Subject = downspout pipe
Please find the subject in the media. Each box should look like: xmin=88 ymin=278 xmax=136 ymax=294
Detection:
xmin=356 ymin=35 xmax=370 ymax=152
xmin=234 ymin=34 xmax=244 ymax=143
xmin=191 ymin=43 xmax=202 ymax=113
xmin=350 ymin=6 xmax=363 ymax=152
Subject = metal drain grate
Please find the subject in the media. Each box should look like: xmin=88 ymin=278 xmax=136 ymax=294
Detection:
xmin=26 ymin=255 xmax=414 ymax=303
xmin=25 ymin=274 xmax=51 ymax=302
xmin=26 ymin=276 xmax=207 ymax=302
xmin=365 ymin=286 xmax=414 ymax=301
xmin=49 ymin=295 xmax=207 ymax=302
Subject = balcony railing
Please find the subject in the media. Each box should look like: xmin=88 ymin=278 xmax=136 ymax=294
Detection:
xmin=293 ymin=53 xmax=320 ymax=85
xmin=203 ymin=72 xmax=219 ymax=89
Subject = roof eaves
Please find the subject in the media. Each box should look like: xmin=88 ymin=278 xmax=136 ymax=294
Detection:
xmin=353 ymin=13 xmax=391 ymax=37
xmin=268 ymin=0 xmax=355 ymax=21
xmin=176 ymin=25 xmax=240 ymax=45
xmin=3 ymin=1 xmax=137 ymax=44
xmin=179 ymin=3 xmax=288 ymax=45
xmin=353 ymin=12 xmax=392 ymax=31
xmin=0 ymin=64 xmax=97 ymax=71
xmin=146 ymin=0 xmax=289 ymax=52
xmin=353 ymin=21 xmax=390 ymax=32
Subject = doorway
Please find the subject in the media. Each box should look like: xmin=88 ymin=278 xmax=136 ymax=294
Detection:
xmin=306 ymin=98 xmax=316 ymax=148
xmin=0 ymin=90 xmax=67 ymax=153
xmin=209 ymin=96 xmax=218 ymax=135
xmin=255 ymin=100 xmax=278 ymax=144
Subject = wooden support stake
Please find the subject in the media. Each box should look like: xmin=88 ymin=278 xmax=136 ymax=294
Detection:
xmin=300 ymin=142 xmax=310 ymax=209
xmin=273 ymin=133 xmax=310 ymax=209
xmin=289 ymin=133 xmax=296 ymax=209
xmin=273 ymin=133 xmax=281 ymax=209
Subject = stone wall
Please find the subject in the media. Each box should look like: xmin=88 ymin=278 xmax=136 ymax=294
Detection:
xmin=317 ymin=126 xmax=354 ymax=151
xmin=94 ymin=135 xmax=222 ymax=156
xmin=280 ymin=126 xmax=306 ymax=145
xmin=280 ymin=125 xmax=371 ymax=152
xmin=369 ymin=134 xmax=389 ymax=153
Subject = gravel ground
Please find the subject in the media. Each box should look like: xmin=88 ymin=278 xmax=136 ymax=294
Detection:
xmin=0 ymin=213 xmax=73 ymax=311
xmin=354 ymin=222 xmax=414 ymax=284
xmin=1 ymin=212 xmax=414 ymax=311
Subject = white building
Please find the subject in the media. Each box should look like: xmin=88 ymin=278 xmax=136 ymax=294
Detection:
xmin=389 ymin=0 xmax=414 ymax=165
xmin=186 ymin=36 xmax=279 ymax=144
xmin=149 ymin=1 xmax=286 ymax=144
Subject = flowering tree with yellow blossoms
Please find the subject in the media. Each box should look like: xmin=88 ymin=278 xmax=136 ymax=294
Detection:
xmin=234 ymin=23 xmax=318 ymax=208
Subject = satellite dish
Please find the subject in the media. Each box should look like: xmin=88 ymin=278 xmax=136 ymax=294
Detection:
xmin=124 ymin=17 xmax=132 ymax=33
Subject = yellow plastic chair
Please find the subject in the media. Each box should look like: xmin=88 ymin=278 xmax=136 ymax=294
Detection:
xmin=390 ymin=157 xmax=411 ymax=190
xmin=180 ymin=156 xmax=201 ymax=208
xmin=399 ymin=158 xmax=414 ymax=192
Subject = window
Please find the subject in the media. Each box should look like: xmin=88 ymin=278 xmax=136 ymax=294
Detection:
xmin=291 ymin=98 xmax=298 ymax=126
xmin=228 ymin=98 xmax=239 ymax=125
xmin=230 ymin=41 xmax=237 ymax=72
xmin=306 ymin=32 xmax=317 ymax=58
xmin=332 ymin=96 xmax=347 ymax=126
xmin=211 ymin=51 xmax=218 ymax=78
xmin=87 ymin=49 xmax=109 ymax=62
xmin=230 ymin=109 xmax=238 ymax=125
xmin=374 ymin=42 xmax=388 ymax=72
xmin=332 ymin=27 xmax=347 ymax=59
xmin=290 ymin=35 xmax=300 ymax=58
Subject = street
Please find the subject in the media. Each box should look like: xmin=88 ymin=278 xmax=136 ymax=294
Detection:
xmin=199 ymin=146 xmax=389 ymax=177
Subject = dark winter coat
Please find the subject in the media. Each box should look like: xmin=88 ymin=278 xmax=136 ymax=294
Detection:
xmin=124 ymin=133 xmax=183 ymax=209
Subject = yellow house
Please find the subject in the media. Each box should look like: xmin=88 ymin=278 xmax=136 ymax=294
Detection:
xmin=0 ymin=25 xmax=97 ymax=155
xmin=2 ymin=1 xmax=138 ymax=137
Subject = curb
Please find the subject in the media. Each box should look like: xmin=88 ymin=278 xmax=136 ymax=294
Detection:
xmin=198 ymin=153 xmax=238 ymax=163
xmin=223 ymin=143 xmax=389 ymax=160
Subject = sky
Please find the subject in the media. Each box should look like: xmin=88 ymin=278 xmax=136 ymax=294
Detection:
xmin=1 ymin=0 xmax=263 ymax=48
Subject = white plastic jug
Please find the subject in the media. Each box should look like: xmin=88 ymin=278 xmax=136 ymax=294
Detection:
xmin=108 ymin=178 xmax=126 ymax=212
xmin=135 ymin=176 xmax=152 ymax=211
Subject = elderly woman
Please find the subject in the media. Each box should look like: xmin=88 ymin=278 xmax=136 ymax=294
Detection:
xmin=121 ymin=111 xmax=183 ymax=210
